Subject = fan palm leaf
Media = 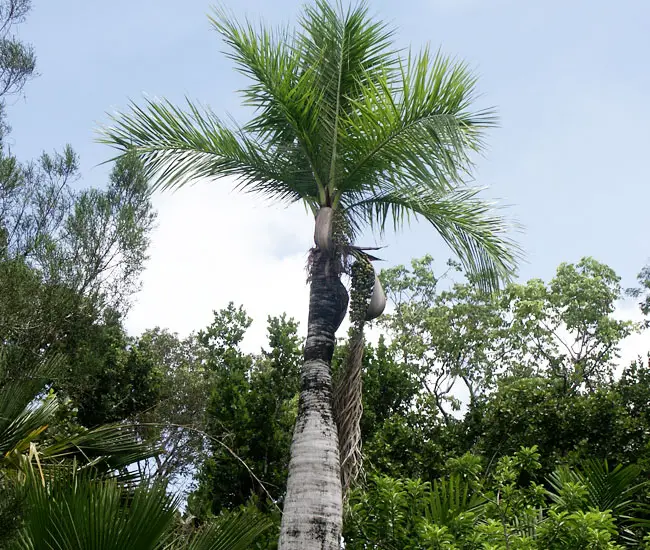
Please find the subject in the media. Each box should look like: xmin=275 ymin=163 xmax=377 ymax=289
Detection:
xmin=11 ymin=466 xmax=272 ymax=550
xmin=0 ymin=347 xmax=157 ymax=480
xmin=547 ymin=459 xmax=650 ymax=543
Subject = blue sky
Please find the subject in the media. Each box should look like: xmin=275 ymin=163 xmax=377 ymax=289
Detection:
xmin=9 ymin=0 xmax=650 ymax=352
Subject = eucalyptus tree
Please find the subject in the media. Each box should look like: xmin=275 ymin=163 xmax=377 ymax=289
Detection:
xmin=99 ymin=2 xmax=519 ymax=547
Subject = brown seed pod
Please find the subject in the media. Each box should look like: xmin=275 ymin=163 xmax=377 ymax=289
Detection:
xmin=365 ymin=274 xmax=387 ymax=321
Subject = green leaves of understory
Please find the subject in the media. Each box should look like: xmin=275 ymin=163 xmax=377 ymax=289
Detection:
xmin=344 ymin=448 xmax=646 ymax=550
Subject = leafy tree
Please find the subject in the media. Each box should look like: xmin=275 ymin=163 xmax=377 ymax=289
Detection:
xmin=101 ymin=1 xmax=519 ymax=545
xmin=58 ymin=313 xmax=163 ymax=428
xmin=628 ymin=263 xmax=650 ymax=326
xmin=0 ymin=149 xmax=158 ymax=428
xmin=0 ymin=0 xmax=36 ymax=106
xmin=380 ymin=256 xmax=509 ymax=418
xmin=133 ymin=327 xmax=211 ymax=485
xmin=189 ymin=307 xmax=301 ymax=517
xmin=379 ymin=256 xmax=636 ymax=423
xmin=1 ymin=149 xmax=155 ymax=320
xmin=344 ymin=448 xmax=638 ymax=549
xmin=505 ymin=258 xmax=635 ymax=392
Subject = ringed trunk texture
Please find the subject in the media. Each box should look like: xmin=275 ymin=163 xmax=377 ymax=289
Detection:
xmin=279 ymin=250 xmax=348 ymax=550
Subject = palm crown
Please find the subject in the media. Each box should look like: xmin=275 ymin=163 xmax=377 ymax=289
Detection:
xmin=100 ymin=0 xmax=519 ymax=290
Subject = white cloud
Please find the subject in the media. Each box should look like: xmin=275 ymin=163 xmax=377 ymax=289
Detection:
xmin=125 ymin=178 xmax=315 ymax=353
xmin=615 ymin=300 xmax=648 ymax=368
xmin=126 ymin=184 xmax=648 ymax=369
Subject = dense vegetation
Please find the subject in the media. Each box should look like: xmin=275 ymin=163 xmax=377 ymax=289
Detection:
xmin=1 ymin=1 xmax=649 ymax=549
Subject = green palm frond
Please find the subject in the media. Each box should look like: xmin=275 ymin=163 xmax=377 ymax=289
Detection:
xmin=547 ymin=460 xmax=650 ymax=528
xmin=12 ymin=466 xmax=270 ymax=550
xmin=184 ymin=509 xmax=272 ymax=550
xmin=13 ymin=468 xmax=179 ymax=550
xmin=99 ymin=98 xmax=319 ymax=205
xmin=337 ymin=47 xmax=495 ymax=202
xmin=209 ymin=8 xmax=320 ymax=144
xmin=0 ymin=351 xmax=63 ymax=457
xmin=344 ymin=186 xmax=520 ymax=291
xmin=296 ymin=0 xmax=396 ymax=190
xmin=422 ymin=474 xmax=486 ymax=527
xmin=40 ymin=424 xmax=159 ymax=479
xmin=0 ymin=347 xmax=157 ymax=479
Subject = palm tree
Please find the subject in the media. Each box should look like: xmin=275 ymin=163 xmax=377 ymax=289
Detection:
xmin=0 ymin=348 xmax=157 ymax=477
xmin=99 ymin=1 xmax=519 ymax=547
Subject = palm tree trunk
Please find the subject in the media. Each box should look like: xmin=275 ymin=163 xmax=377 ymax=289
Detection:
xmin=279 ymin=250 xmax=348 ymax=550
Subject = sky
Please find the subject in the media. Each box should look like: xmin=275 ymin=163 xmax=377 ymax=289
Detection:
xmin=9 ymin=0 xmax=650 ymax=359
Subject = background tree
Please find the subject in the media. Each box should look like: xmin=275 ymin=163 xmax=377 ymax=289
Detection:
xmin=132 ymin=327 xmax=211 ymax=486
xmin=189 ymin=306 xmax=301 ymax=517
xmin=628 ymin=263 xmax=650 ymax=327
xmin=0 ymin=0 xmax=35 ymax=95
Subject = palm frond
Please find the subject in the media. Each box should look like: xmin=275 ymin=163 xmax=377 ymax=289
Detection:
xmin=422 ymin=474 xmax=486 ymax=527
xmin=209 ymin=7 xmax=329 ymax=200
xmin=185 ymin=509 xmax=272 ymax=550
xmin=547 ymin=460 xmax=650 ymax=523
xmin=99 ymin=98 xmax=318 ymax=204
xmin=0 ymin=347 xmax=157 ymax=479
xmin=296 ymin=0 xmax=397 ymax=191
xmin=14 ymin=468 xmax=178 ymax=550
xmin=344 ymin=186 xmax=520 ymax=291
xmin=336 ymin=48 xmax=496 ymax=203
xmin=0 ymin=350 xmax=63 ymax=458
xmin=40 ymin=424 xmax=159 ymax=480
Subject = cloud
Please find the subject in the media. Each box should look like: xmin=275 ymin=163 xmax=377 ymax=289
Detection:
xmin=125 ymin=178 xmax=315 ymax=353
xmin=615 ymin=300 xmax=648 ymax=368
xmin=127 ymin=182 xmax=648 ymax=370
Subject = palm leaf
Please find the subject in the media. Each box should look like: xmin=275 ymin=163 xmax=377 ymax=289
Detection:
xmin=0 ymin=351 xmax=63 ymax=458
xmin=344 ymin=186 xmax=520 ymax=291
xmin=0 ymin=346 xmax=157 ymax=480
xmin=183 ymin=509 xmax=272 ymax=550
xmin=337 ymin=48 xmax=495 ymax=202
xmin=100 ymin=97 xmax=319 ymax=203
xmin=296 ymin=0 xmax=397 ymax=191
xmin=40 ymin=424 xmax=159 ymax=481
xmin=12 ymin=468 xmax=179 ymax=550
xmin=422 ymin=474 xmax=486 ymax=527
xmin=547 ymin=460 xmax=650 ymax=529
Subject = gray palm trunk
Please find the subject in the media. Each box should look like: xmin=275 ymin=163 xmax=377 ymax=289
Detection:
xmin=279 ymin=249 xmax=348 ymax=550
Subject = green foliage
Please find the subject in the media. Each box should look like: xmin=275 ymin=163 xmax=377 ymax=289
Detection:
xmin=505 ymin=257 xmax=635 ymax=390
xmin=628 ymin=263 xmax=650 ymax=324
xmin=13 ymin=471 xmax=179 ymax=550
xmin=10 ymin=468 xmax=271 ymax=550
xmin=1 ymin=149 xmax=155 ymax=317
xmin=55 ymin=313 xmax=162 ymax=427
xmin=0 ymin=346 xmax=158 ymax=476
xmin=547 ymin=460 xmax=650 ymax=541
xmin=0 ymin=0 xmax=36 ymax=105
xmin=133 ymin=327 xmax=211 ymax=484
xmin=188 ymin=307 xmax=301 ymax=516
xmin=344 ymin=448 xmax=638 ymax=550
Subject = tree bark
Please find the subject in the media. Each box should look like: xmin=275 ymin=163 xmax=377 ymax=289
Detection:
xmin=279 ymin=250 xmax=348 ymax=550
